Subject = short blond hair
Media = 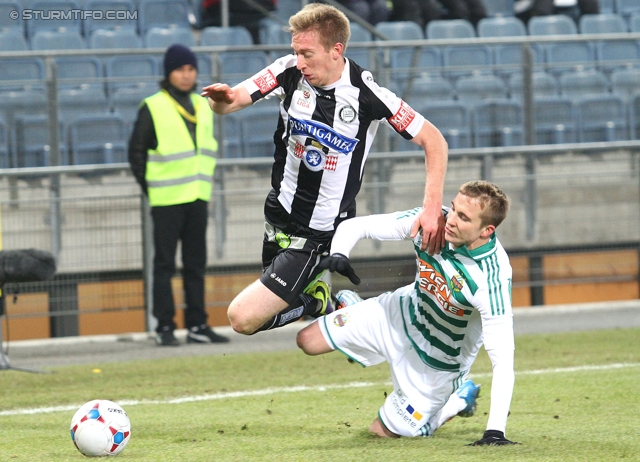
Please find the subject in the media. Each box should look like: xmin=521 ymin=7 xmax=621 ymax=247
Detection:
xmin=288 ymin=3 xmax=350 ymax=53
xmin=459 ymin=180 xmax=510 ymax=227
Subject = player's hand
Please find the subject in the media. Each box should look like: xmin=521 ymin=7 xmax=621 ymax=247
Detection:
xmin=468 ymin=430 xmax=519 ymax=446
xmin=201 ymin=83 xmax=235 ymax=104
xmin=411 ymin=208 xmax=446 ymax=255
xmin=318 ymin=253 xmax=361 ymax=285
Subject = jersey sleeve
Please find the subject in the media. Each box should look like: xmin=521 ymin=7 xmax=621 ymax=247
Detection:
xmin=359 ymin=70 xmax=426 ymax=140
xmin=240 ymin=54 xmax=295 ymax=103
xmin=329 ymin=208 xmax=422 ymax=257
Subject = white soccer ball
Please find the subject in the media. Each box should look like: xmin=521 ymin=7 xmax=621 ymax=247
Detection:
xmin=70 ymin=399 xmax=131 ymax=457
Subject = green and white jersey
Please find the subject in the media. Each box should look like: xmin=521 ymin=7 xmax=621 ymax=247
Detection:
xmin=330 ymin=207 xmax=514 ymax=373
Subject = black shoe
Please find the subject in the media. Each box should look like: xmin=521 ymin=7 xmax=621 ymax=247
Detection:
xmin=187 ymin=324 xmax=230 ymax=344
xmin=156 ymin=327 xmax=179 ymax=346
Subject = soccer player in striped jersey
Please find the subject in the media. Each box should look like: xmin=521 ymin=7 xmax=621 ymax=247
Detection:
xmin=201 ymin=3 xmax=448 ymax=336
xmin=297 ymin=181 xmax=518 ymax=445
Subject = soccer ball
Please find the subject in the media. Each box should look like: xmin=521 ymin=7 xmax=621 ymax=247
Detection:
xmin=70 ymin=399 xmax=131 ymax=457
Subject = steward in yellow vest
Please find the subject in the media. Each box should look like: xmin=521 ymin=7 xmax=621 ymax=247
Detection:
xmin=128 ymin=44 xmax=228 ymax=346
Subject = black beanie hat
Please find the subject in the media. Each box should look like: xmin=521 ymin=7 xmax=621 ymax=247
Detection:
xmin=163 ymin=44 xmax=198 ymax=78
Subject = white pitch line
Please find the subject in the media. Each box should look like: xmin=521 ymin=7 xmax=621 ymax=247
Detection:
xmin=2 ymin=362 xmax=639 ymax=417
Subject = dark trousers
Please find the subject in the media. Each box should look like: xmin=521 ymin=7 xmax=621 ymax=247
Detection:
xmin=151 ymin=199 xmax=208 ymax=332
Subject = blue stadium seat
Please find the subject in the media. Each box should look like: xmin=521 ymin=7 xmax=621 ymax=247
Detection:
xmin=59 ymin=87 xmax=109 ymax=124
xmin=482 ymin=0 xmax=515 ymax=17
xmin=346 ymin=47 xmax=376 ymax=70
xmin=216 ymin=51 xmax=269 ymax=86
xmin=615 ymin=0 xmax=640 ymax=23
xmin=109 ymin=86 xmax=157 ymax=135
xmin=70 ymin=113 xmax=128 ymax=164
xmin=0 ymin=1 xmax=23 ymax=32
xmin=455 ymin=73 xmax=508 ymax=105
xmin=611 ymin=67 xmax=640 ymax=100
xmin=26 ymin=0 xmax=82 ymax=38
xmin=258 ymin=18 xmax=290 ymax=46
xmin=0 ymin=57 xmax=44 ymax=92
xmin=528 ymin=14 xmax=577 ymax=35
xmin=273 ymin=0 xmax=301 ymax=23
xmin=508 ymin=71 xmax=559 ymax=99
xmin=201 ymin=26 xmax=254 ymax=46
xmin=144 ymin=26 xmax=196 ymax=48
xmin=493 ymin=43 xmax=544 ymax=78
xmin=138 ymin=0 xmax=191 ymax=35
xmin=219 ymin=111 xmax=243 ymax=158
xmin=599 ymin=0 xmax=615 ymax=14
xmin=544 ymin=41 xmax=596 ymax=76
xmin=403 ymin=74 xmax=455 ymax=105
xmin=12 ymin=115 xmax=68 ymax=167
xmin=559 ymin=69 xmax=610 ymax=99
xmin=376 ymin=20 xmax=424 ymax=40
xmin=0 ymin=29 xmax=28 ymax=51
xmin=596 ymin=40 xmax=640 ymax=73
xmin=477 ymin=16 xmax=526 ymax=37
xmin=426 ymin=19 xmax=475 ymax=39
xmin=239 ymin=104 xmax=278 ymax=157
xmin=533 ymin=96 xmax=577 ymax=144
xmin=31 ymin=29 xmax=86 ymax=50
xmin=55 ymin=56 xmax=103 ymax=92
xmin=104 ymin=55 xmax=159 ymax=94
xmin=579 ymin=13 xmax=627 ymax=34
xmin=576 ymin=94 xmax=628 ymax=142
xmin=630 ymin=92 xmax=640 ymax=139
xmin=387 ymin=47 xmax=441 ymax=94
xmin=89 ymin=28 xmax=143 ymax=49
xmin=472 ymin=99 xmax=524 ymax=147
xmin=412 ymin=100 xmax=472 ymax=149
xmin=0 ymin=90 xmax=47 ymax=127
xmin=350 ymin=22 xmax=372 ymax=42
xmin=83 ymin=0 xmax=137 ymax=36
xmin=0 ymin=118 xmax=9 ymax=168
xmin=631 ymin=13 xmax=640 ymax=32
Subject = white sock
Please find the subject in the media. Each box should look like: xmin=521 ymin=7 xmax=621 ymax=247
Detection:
xmin=429 ymin=394 xmax=468 ymax=433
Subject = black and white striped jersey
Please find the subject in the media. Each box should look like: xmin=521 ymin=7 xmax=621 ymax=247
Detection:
xmin=241 ymin=55 xmax=426 ymax=232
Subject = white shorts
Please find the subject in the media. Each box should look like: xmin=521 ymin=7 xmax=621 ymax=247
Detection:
xmin=318 ymin=287 xmax=468 ymax=437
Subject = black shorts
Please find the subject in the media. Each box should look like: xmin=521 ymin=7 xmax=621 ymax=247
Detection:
xmin=259 ymin=222 xmax=331 ymax=305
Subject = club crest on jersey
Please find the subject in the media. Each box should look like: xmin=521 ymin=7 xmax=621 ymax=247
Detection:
xmin=333 ymin=313 xmax=348 ymax=327
xmin=289 ymin=116 xmax=358 ymax=155
xmin=339 ymin=105 xmax=356 ymax=123
xmin=449 ymin=274 xmax=464 ymax=292
xmin=303 ymin=148 xmax=325 ymax=172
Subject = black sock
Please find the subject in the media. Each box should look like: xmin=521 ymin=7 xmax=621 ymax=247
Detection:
xmin=254 ymin=294 xmax=319 ymax=333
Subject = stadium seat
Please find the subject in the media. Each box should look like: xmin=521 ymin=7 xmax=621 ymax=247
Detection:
xmin=0 ymin=90 xmax=47 ymax=127
xmin=412 ymin=100 xmax=472 ymax=149
xmin=579 ymin=13 xmax=638 ymax=72
xmin=31 ymin=29 xmax=86 ymax=50
xmin=575 ymin=94 xmax=628 ymax=142
xmin=89 ymin=28 xmax=143 ymax=49
xmin=0 ymin=29 xmax=28 ymax=51
xmin=579 ymin=13 xmax=627 ymax=34
xmin=144 ymin=26 xmax=196 ymax=48
xmin=55 ymin=56 xmax=103 ymax=92
xmin=258 ymin=18 xmax=290 ymax=46
xmin=455 ymin=73 xmax=508 ymax=105
xmin=631 ymin=13 xmax=640 ymax=33
xmin=403 ymin=73 xmax=455 ymax=105
xmin=59 ymin=87 xmax=109 ymax=124
xmin=0 ymin=1 xmax=23 ymax=33
xmin=350 ymin=22 xmax=372 ymax=42
xmin=109 ymin=86 xmax=156 ymax=136
xmin=528 ymin=14 xmax=577 ymax=35
xmin=477 ymin=16 xmax=526 ymax=37
xmin=614 ymin=0 xmax=640 ymax=22
xmin=545 ymin=41 xmax=596 ymax=76
xmin=472 ymin=99 xmax=524 ymax=147
xmin=219 ymin=111 xmax=243 ymax=158
xmin=12 ymin=115 xmax=68 ymax=168
xmin=376 ymin=20 xmax=424 ymax=40
xmin=83 ymin=0 xmax=137 ymax=36
xmin=558 ymin=69 xmax=610 ymax=99
xmin=273 ymin=0 xmax=302 ymax=23
xmin=0 ymin=118 xmax=9 ymax=168
xmin=533 ymin=96 xmax=577 ymax=144
xmin=26 ymin=0 xmax=82 ymax=38
xmin=239 ymin=104 xmax=278 ymax=157
xmin=508 ymin=71 xmax=559 ymax=99
xmin=426 ymin=19 xmax=475 ymax=39
xmin=70 ymin=113 xmax=128 ymax=164
xmin=599 ymin=0 xmax=615 ymax=14
xmin=0 ymin=57 xmax=44 ymax=92
xmin=630 ymin=92 xmax=640 ymax=139
xmin=215 ymin=51 xmax=269 ymax=86
xmin=481 ymin=0 xmax=515 ymax=17
xmin=611 ymin=68 xmax=640 ymax=100
xmin=138 ymin=0 xmax=191 ymax=35
xmin=104 ymin=55 xmax=159 ymax=94
xmin=493 ymin=43 xmax=544 ymax=78
xmin=201 ymin=26 xmax=254 ymax=46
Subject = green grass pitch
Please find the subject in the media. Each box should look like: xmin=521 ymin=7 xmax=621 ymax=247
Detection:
xmin=1 ymin=327 xmax=639 ymax=461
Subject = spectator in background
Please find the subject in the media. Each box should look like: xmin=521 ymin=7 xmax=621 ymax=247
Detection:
xmin=128 ymin=44 xmax=229 ymax=347
xmin=199 ymin=0 xmax=276 ymax=44
xmin=515 ymin=0 xmax=599 ymax=24
xmin=336 ymin=0 xmax=391 ymax=25
xmin=440 ymin=0 xmax=487 ymax=27
xmin=390 ymin=0 xmax=486 ymax=30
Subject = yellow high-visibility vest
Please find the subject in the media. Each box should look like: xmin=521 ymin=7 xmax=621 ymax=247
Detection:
xmin=144 ymin=91 xmax=217 ymax=206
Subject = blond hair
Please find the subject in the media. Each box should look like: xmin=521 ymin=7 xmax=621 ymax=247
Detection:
xmin=288 ymin=3 xmax=350 ymax=53
xmin=458 ymin=180 xmax=510 ymax=227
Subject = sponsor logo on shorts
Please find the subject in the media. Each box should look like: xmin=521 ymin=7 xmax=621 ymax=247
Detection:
xmin=270 ymin=273 xmax=287 ymax=287
xmin=389 ymin=100 xmax=416 ymax=133
xmin=390 ymin=389 xmax=421 ymax=429
xmin=333 ymin=313 xmax=348 ymax=327
xmin=253 ymin=69 xmax=277 ymax=94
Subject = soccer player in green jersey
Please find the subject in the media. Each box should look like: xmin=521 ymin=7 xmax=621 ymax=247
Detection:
xmin=297 ymin=180 xmax=518 ymax=445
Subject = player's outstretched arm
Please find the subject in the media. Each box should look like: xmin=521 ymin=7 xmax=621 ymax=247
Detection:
xmin=409 ymin=119 xmax=448 ymax=255
xmin=201 ymin=83 xmax=252 ymax=115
